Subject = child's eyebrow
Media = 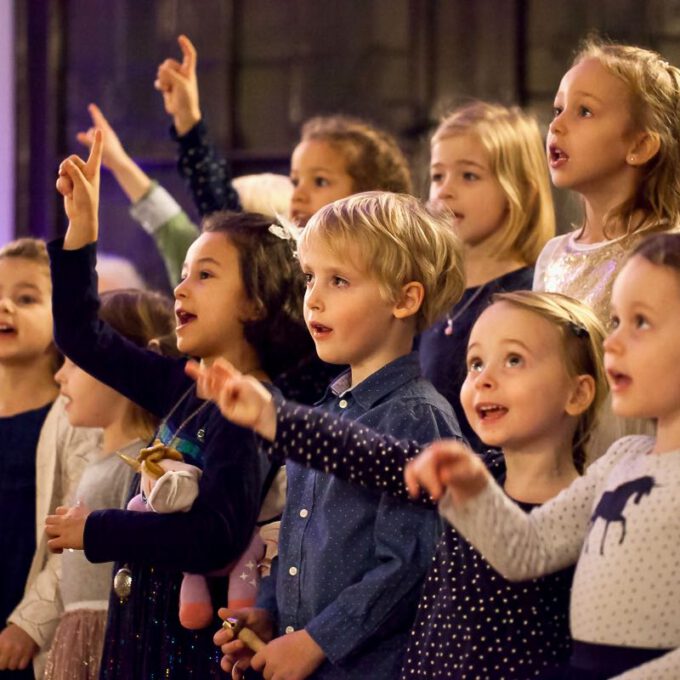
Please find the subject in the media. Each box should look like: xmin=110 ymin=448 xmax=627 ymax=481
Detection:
xmin=455 ymin=159 xmax=486 ymax=170
xmin=14 ymin=282 xmax=42 ymax=292
xmin=195 ymin=257 xmax=222 ymax=267
xmin=572 ymin=90 xmax=603 ymax=103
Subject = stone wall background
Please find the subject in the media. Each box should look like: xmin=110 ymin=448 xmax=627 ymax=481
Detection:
xmin=14 ymin=0 xmax=680 ymax=291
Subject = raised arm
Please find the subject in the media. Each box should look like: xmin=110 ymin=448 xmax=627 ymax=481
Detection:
xmin=76 ymin=103 xmax=152 ymax=204
xmin=187 ymin=359 xmax=434 ymax=504
xmin=155 ymin=35 xmax=240 ymax=216
xmin=76 ymin=103 xmax=200 ymax=285
xmin=53 ymin=133 xmax=187 ymax=416
xmin=407 ymin=439 xmax=601 ymax=580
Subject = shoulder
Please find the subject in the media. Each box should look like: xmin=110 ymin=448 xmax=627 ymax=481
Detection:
xmin=588 ymin=434 xmax=654 ymax=476
xmin=493 ymin=266 xmax=534 ymax=292
xmin=371 ymin=379 xmax=461 ymax=442
xmin=536 ymin=233 xmax=572 ymax=265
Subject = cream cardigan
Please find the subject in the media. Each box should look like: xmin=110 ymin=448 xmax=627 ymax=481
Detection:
xmin=7 ymin=396 xmax=100 ymax=678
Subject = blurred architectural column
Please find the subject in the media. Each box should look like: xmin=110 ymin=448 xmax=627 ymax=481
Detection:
xmin=0 ymin=0 xmax=14 ymax=244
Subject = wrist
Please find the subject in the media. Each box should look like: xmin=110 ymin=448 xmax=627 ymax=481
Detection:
xmin=174 ymin=110 xmax=202 ymax=137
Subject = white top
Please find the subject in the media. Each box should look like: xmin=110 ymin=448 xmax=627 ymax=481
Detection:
xmin=439 ymin=435 xmax=680 ymax=678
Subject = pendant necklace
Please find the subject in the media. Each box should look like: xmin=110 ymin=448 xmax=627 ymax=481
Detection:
xmin=443 ymin=283 xmax=489 ymax=336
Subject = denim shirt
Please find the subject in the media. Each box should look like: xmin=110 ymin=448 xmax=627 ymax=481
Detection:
xmin=259 ymin=352 xmax=460 ymax=679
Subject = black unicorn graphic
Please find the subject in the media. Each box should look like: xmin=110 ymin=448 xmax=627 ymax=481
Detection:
xmin=585 ymin=475 xmax=659 ymax=555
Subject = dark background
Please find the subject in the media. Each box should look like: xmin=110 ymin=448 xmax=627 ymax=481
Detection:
xmin=12 ymin=0 xmax=680 ymax=291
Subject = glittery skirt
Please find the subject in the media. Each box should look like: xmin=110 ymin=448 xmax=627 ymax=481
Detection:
xmin=43 ymin=608 xmax=107 ymax=680
xmin=100 ymin=562 xmax=227 ymax=679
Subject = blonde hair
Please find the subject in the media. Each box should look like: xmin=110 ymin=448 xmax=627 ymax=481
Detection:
xmin=492 ymin=290 xmax=608 ymax=472
xmin=300 ymin=116 xmax=413 ymax=195
xmin=300 ymin=191 xmax=465 ymax=332
xmin=432 ymin=102 xmax=555 ymax=264
xmin=574 ymin=38 xmax=680 ymax=235
xmin=233 ymin=173 xmax=293 ymax=219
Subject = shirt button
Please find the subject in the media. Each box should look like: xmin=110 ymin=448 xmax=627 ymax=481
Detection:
xmin=285 ymin=626 xmax=295 ymax=634
xmin=299 ymin=508 xmax=309 ymax=518
xmin=338 ymin=399 xmax=348 ymax=408
xmin=288 ymin=566 xmax=298 ymax=576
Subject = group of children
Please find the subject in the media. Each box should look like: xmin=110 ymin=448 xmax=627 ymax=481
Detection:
xmin=2 ymin=33 xmax=680 ymax=680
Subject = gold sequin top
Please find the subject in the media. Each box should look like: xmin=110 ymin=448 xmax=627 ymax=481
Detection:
xmin=533 ymin=226 xmax=677 ymax=324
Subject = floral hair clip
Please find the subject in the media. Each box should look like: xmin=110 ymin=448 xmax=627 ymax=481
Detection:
xmin=268 ymin=215 xmax=300 ymax=243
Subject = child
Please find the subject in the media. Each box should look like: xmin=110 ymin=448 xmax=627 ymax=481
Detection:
xmin=43 ymin=133 xmax=311 ymax=679
xmin=197 ymin=289 xmax=607 ymax=679
xmin=420 ymin=101 xmax=555 ymax=451
xmin=204 ymin=191 xmax=464 ymax=679
xmin=44 ymin=288 xmax=176 ymax=680
xmin=534 ymin=39 xmax=680 ymax=324
xmin=154 ymin=35 xmax=412 ymax=225
xmin=0 ymin=238 xmax=97 ymax=680
xmin=76 ymin=103 xmax=292 ymax=286
xmin=407 ymin=232 xmax=680 ymax=678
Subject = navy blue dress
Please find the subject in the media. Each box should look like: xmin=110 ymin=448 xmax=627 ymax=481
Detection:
xmin=48 ymin=240 xmax=264 ymax=680
xmin=0 ymin=402 xmax=51 ymax=680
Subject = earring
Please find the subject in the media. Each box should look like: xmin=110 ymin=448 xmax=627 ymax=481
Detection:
xmin=628 ymin=154 xmax=636 ymax=163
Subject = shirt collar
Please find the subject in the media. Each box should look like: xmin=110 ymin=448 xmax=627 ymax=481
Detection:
xmin=321 ymin=352 xmax=422 ymax=410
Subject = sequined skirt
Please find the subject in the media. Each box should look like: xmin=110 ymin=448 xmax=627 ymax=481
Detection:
xmin=43 ymin=608 xmax=107 ymax=680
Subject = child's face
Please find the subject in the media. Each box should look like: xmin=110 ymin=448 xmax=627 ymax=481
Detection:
xmin=289 ymin=140 xmax=355 ymax=228
xmin=429 ymin=133 xmax=508 ymax=248
xmin=55 ymin=357 xmax=128 ymax=429
xmin=461 ymin=302 xmax=580 ymax=452
xmin=299 ymin=236 xmax=402 ymax=385
xmin=174 ymin=233 xmax=256 ymax=363
xmin=0 ymin=257 xmax=54 ymax=366
xmin=605 ymin=255 xmax=680 ymax=425
xmin=547 ymin=57 xmax=639 ymax=196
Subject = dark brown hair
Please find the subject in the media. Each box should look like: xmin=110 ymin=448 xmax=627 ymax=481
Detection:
xmin=98 ymin=289 xmax=178 ymax=436
xmin=300 ymin=115 xmax=413 ymax=195
xmin=201 ymin=211 xmax=312 ymax=377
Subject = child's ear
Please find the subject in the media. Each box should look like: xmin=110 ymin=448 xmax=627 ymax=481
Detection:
xmin=565 ymin=374 xmax=596 ymax=417
xmin=627 ymin=131 xmax=661 ymax=167
xmin=392 ymin=281 xmax=425 ymax=320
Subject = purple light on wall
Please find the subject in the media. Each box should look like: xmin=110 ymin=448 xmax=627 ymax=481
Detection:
xmin=0 ymin=0 xmax=14 ymax=244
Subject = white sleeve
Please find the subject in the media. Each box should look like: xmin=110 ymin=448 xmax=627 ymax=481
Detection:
xmin=130 ymin=183 xmax=184 ymax=234
xmin=532 ymin=235 xmax=563 ymax=291
xmin=438 ymin=450 xmax=614 ymax=580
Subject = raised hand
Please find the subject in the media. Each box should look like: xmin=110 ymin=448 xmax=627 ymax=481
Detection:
xmin=154 ymin=34 xmax=201 ymax=136
xmin=404 ymin=439 xmax=490 ymax=505
xmin=57 ymin=129 xmax=103 ymax=250
xmin=185 ymin=359 xmax=277 ymax=440
xmin=76 ymin=103 xmax=130 ymax=172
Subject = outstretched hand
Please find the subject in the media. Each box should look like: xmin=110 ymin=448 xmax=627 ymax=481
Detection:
xmin=57 ymin=128 xmax=103 ymax=250
xmin=404 ymin=439 xmax=490 ymax=506
xmin=44 ymin=503 xmax=91 ymax=553
xmin=76 ymin=103 xmax=129 ymax=172
xmin=185 ymin=359 xmax=277 ymax=440
xmin=154 ymin=34 xmax=201 ymax=136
